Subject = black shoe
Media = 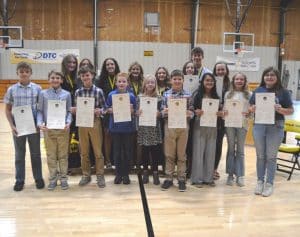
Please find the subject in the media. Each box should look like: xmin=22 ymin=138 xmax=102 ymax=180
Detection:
xmin=161 ymin=180 xmax=173 ymax=190
xmin=178 ymin=180 xmax=186 ymax=192
xmin=123 ymin=176 xmax=131 ymax=185
xmin=114 ymin=176 xmax=123 ymax=184
xmin=142 ymin=170 xmax=149 ymax=184
xmin=153 ymin=171 xmax=160 ymax=185
xmin=35 ymin=179 xmax=45 ymax=189
xmin=13 ymin=181 xmax=24 ymax=191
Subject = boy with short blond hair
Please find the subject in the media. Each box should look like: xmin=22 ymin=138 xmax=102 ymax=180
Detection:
xmin=4 ymin=61 xmax=45 ymax=191
xmin=37 ymin=70 xmax=72 ymax=190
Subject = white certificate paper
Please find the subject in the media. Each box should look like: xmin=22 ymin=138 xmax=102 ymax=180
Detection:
xmin=224 ymin=99 xmax=243 ymax=128
xmin=200 ymin=98 xmax=219 ymax=127
xmin=112 ymin=93 xmax=131 ymax=122
xmin=13 ymin=105 xmax=36 ymax=136
xmin=168 ymin=98 xmax=187 ymax=128
xmin=255 ymin=93 xmax=275 ymax=124
xmin=139 ymin=96 xmax=157 ymax=127
xmin=183 ymin=75 xmax=199 ymax=94
xmin=47 ymin=100 xmax=66 ymax=129
xmin=215 ymin=76 xmax=224 ymax=99
xmin=76 ymin=97 xmax=95 ymax=127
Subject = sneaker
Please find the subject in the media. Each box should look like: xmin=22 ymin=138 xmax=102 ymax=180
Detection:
xmin=178 ymin=180 xmax=186 ymax=192
xmin=226 ymin=175 xmax=234 ymax=186
xmin=35 ymin=179 xmax=45 ymax=189
xmin=13 ymin=181 xmax=24 ymax=191
xmin=123 ymin=176 xmax=131 ymax=185
xmin=142 ymin=170 xmax=149 ymax=184
xmin=97 ymin=175 xmax=106 ymax=188
xmin=61 ymin=180 xmax=69 ymax=190
xmin=78 ymin=176 xmax=91 ymax=186
xmin=236 ymin=176 xmax=245 ymax=187
xmin=254 ymin=180 xmax=264 ymax=195
xmin=106 ymin=162 xmax=112 ymax=169
xmin=114 ymin=176 xmax=122 ymax=184
xmin=47 ymin=181 xmax=57 ymax=191
xmin=262 ymin=183 xmax=273 ymax=197
xmin=161 ymin=180 xmax=173 ymax=190
xmin=153 ymin=171 xmax=160 ymax=185
xmin=191 ymin=182 xmax=203 ymax=188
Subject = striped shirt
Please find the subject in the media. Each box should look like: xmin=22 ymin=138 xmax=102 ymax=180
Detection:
xmin=4 ymin=82 xmax=41 ymax=119
xmin=75 ymin=85 xmax=106 ymax=110
xmin=37 ymin=87 xmax=72 ymax=127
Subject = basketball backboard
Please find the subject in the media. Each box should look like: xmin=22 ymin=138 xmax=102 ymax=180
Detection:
xmin=223 ymin=32 xmax=254 ymax=53
xmin=0 ymin=26 xmax=23 ymax=49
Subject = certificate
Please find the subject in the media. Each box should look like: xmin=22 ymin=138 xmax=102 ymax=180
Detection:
xmin=112 ymin=93 xmax=131 ymax=122
xmin=168 ymin=98 xmax=186 ymax=128
xmin=12 ymin=105 xmax=36 ymax=136
xmin=215 ymin=76 xmax=224 ymax=99
xmin=183 ymin=75 xmax=199 ymax=94
xmin=200 ymin=98 xmax=219 ymax=127
xmin=76 ymin=97 xmax=95 ymax=127
xmin=47 ymin=100 xmax=66 ymax=129
xmin=255 ymin=93 xmax=275 ymax=124
xmin=139 ymin=96 xmax=157 ymax=127
xmin=224 ymin=99 xmax=243 ymax=128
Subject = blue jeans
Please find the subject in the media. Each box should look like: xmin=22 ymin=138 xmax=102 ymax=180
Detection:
xmin=226 ymin=127 xmax=247 ymax=177
xmin=253 ymin=121 xmax=284 ymax=184
xmin=13 ymin=132 xmax=43 ymax=182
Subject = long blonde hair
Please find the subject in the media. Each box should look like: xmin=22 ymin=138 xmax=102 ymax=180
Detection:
xmin=142 ymin=74 xmax=157 ymax=97
xmin=227 ymin=72 xmax=250 ymax=100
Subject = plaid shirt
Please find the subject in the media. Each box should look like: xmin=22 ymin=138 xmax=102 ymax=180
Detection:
xmin=37 ymin=87 xmax=72 ymax=127
xmin=75 ymin=85 xmax=106 ymax=110
xmin=161 ymin=88 xmax=193 ymax=111
xmin=4 ymin=82 xmax=41 ymax=119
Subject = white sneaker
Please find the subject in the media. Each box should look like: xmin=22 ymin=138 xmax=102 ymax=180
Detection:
xmin=254 ymin=180 xmax=264 ymax=195
xmin=262 ymin=183 xmax=273 ymax=197
xmin=236 ymin=177 xmax=245 ymax=187
xmin=226 ymin=175 xmax=234 ymax=186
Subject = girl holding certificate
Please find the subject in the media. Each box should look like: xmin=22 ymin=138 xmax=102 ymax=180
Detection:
xmin=223 ymin=73 xmax=251 ymax=187
xmin=212 ymin=61 xmax=230 ymax=180
xmin=137 ymin=75 xmax=163 ymax=185
xmin=249 ymin=67 xmax=293 ymax=197
xmin=155 ymin=66 xmax=170 ymax=97
xmin=191 ymin=73 xmax=221 ymax=187
xmin=96 ymin=58 xmax=121 ymax=168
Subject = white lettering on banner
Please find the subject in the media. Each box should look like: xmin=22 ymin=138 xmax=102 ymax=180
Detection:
xmin=216 ymin=56 xmax=260 ymax=72
xmin=10 ymin=49 xmax=80 ymax=64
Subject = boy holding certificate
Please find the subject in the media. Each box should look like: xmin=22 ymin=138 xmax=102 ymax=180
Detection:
xmin=160 ymin=69 xmax=194 ymax=192
xmin=37 ymin=70 xmax=72 ymax=190
xmin=106 ymin=72 xmax=137 ymax=185
xmin=72 ymin=66 xmax=106 ymax=188
xmin=4 ymin=62 xmax=45 ymax=191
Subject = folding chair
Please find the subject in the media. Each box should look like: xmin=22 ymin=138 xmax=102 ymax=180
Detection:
xmin=277 ymin=119 xmax=300 ymax=180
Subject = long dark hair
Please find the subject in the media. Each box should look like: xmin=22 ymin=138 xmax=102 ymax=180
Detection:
xmin=213 ymin=61 xmax=230 ymax=92
xmin=61 ymin=54 xmax=78 ymax=78
xmin=99 ymin=57 xmax=120 ymax=80
xmin=259 ymin=66 xmax=283 ymax=92
xmin=193 ymin=72 xmax=219 ymax=109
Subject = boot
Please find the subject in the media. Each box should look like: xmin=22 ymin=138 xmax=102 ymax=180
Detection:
xmin=153 ymin=171 xmax=160 ymax=185
xmin=142 ymin=170 xmax=149 ymax=184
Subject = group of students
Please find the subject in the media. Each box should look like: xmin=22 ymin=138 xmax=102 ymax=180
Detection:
xmin=4 ymin=46 xmax=294 ymax=197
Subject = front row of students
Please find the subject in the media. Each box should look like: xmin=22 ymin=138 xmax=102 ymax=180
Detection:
xmin=4 ymin=62 xmax=293 ymax=197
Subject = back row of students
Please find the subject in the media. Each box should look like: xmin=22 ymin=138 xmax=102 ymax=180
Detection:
xmin=4 ymin=47 xmax=293 ymax=197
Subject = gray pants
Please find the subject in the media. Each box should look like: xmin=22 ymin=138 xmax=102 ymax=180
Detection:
xmin=190 ymin=120 xmax=217 ymax=184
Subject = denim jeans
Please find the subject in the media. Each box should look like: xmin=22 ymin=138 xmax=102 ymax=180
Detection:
xmin=111 ymin=133 xmax=133 ymax=177
xmin=226 ymin=127 xmax=247 ymax=177
xmin=253 ymin=121 xmax=284 ymax=184
xmin=13 ymin=132 xmax=43 ymax=182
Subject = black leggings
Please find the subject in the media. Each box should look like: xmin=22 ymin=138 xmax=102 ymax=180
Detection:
xmin=141 ymin=145 xmax=160 ymax=171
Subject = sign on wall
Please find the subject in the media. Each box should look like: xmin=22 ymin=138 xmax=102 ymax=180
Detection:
xmin=216 ymin=56 xmax=260 ymax=72
xmin=10 ymin=49 xmax=80 ymax=64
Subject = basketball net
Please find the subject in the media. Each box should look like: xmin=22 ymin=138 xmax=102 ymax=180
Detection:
xmin=235 ymin=48 xmax=245 ymax=71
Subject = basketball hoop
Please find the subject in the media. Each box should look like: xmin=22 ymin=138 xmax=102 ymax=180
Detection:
xmin=235 ymin=47 xmax=245 ymax=58
xmin=0 ymin=40 xmax=8 ymax=53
